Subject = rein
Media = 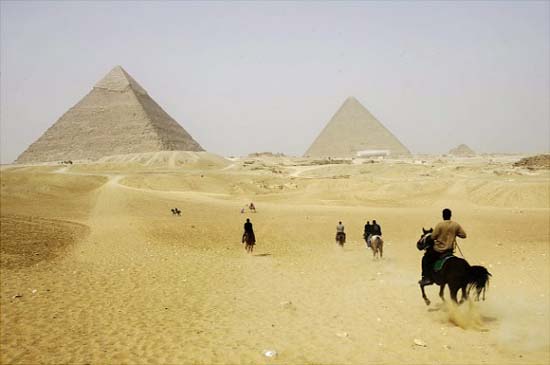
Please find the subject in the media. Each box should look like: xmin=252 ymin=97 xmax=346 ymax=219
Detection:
xmin=455 ymin=241 xmax=466 ymax=259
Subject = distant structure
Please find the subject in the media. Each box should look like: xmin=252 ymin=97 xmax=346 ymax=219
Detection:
xmin=448 ymin=144 xmax=476 ymax=157
xmin=304 ymin=97 xmax=410 ymax=158
xmin=16 ymin=66 xmax=203 ymax=163
xmin=356 ymin=149 xmax=390 ymax=158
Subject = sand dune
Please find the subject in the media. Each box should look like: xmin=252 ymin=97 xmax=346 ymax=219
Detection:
xmin=1 ymin=155 xmax=548 ymax=364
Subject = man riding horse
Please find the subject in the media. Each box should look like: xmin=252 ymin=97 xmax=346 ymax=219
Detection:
xmin=419 ymin=208 xmax=467 ymax=286
xmin=365 ymin=220 xmax=382 ymax=247
xmin=242 ymin=218 xmax=256 ymax=253
xmin=364 ymin=221 xmax=372 ymax=247
xmin=336 ymin=221 xmax=346 ymax=245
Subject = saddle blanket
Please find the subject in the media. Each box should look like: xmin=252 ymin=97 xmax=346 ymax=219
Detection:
xmin=434 ymin=254 xmax=455 ymax=272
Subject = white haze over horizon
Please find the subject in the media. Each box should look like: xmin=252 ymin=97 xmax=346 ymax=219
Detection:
xmin=1 ymin=1 xmax=549 ymax=163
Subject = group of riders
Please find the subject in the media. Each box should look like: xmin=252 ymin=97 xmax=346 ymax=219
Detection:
xmin=335 ymin=220 xmax=382 ymax=248
xmin=241 ymin=207 xmax=467 ymax=286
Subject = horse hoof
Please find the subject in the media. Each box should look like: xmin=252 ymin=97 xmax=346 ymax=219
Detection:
xmin=424 ymin=299 xmax=431 ymax=306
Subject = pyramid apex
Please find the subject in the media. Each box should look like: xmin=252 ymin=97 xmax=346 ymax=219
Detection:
xmin=94 ymin=66 xmax=147 ymax=94
xmin=342 ymin=96 xmax=364 ymax=109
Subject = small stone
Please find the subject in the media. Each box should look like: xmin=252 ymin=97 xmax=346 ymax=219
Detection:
xmin=31 ymin=289 xmax=37 ymax=294
xmin=280 ymin=301 xmax=295 ymax=311
xmin=263 ymin=349 xmax=277 ymax=358
xmin=12 ymin=294 xmax=22 ymax=299
xmin=336 ymin=331 xmax=349 ymax=338
xmin=414 ymin=338 xmax=427 ymax=347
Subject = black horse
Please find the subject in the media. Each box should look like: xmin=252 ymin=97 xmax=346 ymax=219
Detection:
xmin=417 ymin=228 xmax=491 ymax=306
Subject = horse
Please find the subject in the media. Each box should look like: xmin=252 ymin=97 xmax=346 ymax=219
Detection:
xmin=416 ymin=228 xmax=491 ymax=306
xmin=335 ymin=232 xmax=346 ymax=247
xmin=171 ymin=208 xmax=181 ymax=216
xmin=369 ymin=235 xmax=384 ymax=259
xmin=242 ymin=231 xmax=256 ymax=253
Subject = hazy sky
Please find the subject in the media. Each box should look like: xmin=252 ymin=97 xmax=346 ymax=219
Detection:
xmin=1 ymin=1 xmax=549 ymax=162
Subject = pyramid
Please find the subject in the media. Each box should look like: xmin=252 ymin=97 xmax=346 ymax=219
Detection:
xmin=448 ymin=144 xmax=476 ymax=157
xmin=16 ymin=66 xmax=203 ymax=163
xmin=304 ymin=97 xmax=410 ymax=158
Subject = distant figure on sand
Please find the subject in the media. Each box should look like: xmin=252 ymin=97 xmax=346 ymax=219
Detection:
xmin=336 ymin=221 xmax=346 ymax=246
xmin=242 ymin=218 xmax=256 ymax=253
xmin=171 ymin=208 xmax=181 ymax=216
xmin=364 ymin=221 xmax=372 ymax=247
xmin=249 ymin=202 xmax=256 ymax=213
xmin=419 ymin=208 xmax=467 ymax=286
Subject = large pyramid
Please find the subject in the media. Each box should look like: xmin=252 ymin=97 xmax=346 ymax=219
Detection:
xmin=304 ymin=97 xmax=410 ymax=158
xmin=16 ymin=66 xmax=203 ymax=163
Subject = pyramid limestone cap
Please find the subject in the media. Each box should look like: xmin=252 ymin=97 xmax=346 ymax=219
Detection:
xmin=94 ymin=65 xmax=147 ymax=95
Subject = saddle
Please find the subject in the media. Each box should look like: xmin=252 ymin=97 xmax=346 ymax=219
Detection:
xmin=433 ymin=253 xmax=455 ymax=272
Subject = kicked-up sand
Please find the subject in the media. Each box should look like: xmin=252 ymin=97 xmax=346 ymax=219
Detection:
xmin=1 ymin=151 xmax=549 ymax=364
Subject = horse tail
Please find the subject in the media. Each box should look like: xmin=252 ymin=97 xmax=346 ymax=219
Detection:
xmin=466 ymin=265 xmax=492 ymax=301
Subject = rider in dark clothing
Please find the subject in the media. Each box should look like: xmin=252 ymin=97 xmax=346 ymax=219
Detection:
xmin=371 ymin=220 xmax=382 ymax=236
xmin=364 ymin=221 xmax=372 ymax=247
xmin=364 ymin=221 xmax=372 ymax=236
xmin=242 ymin=218 xmax=256 ymax=244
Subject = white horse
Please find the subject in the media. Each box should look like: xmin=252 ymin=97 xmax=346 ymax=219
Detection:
xmin=367 ymin=235 xmax=384 ymax=259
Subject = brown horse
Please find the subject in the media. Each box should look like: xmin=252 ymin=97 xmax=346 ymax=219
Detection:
xmin=369 ymin=235 xmax=384 ymax=259
xmin=335 ymin=232 xmax=346 ymax=247
xmin=242 ymin=232 xmax=256 ymax=253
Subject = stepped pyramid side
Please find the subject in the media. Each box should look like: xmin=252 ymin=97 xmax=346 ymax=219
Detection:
xmin=305 ymin=97 xmax=410 ymax=158
xmin=16 ymin=66 xmax=203 ymax=163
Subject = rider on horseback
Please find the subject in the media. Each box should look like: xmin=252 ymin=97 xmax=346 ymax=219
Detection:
xmin=242 ymin=218 xmax=256 ymax=243
xmin=336 ymin=221 xmax=346 ymax=243
xmin=419 ymin=208 xmax=467 ymax=286
xmin=371 ymin=220 xmax=382 ymax=236
xmin=364 ymin=221 xmax=372 ymax=247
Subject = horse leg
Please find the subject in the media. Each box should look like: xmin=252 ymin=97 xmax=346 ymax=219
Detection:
xmin=439 ymin=284 xmax=446 ymax=302
xmin=459 ymin=286 xmax=468 ymax=304
xmin=450 ymin=286 xmax=459 ymax=304
xmin=379 ymin=243 xmax=383 ymax=259
xmin=420 ymin=284 xmax=431 ymax=306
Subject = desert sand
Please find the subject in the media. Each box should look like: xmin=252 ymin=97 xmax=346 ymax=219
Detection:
xmin=1 ymin=151 xmax=549 ymax=364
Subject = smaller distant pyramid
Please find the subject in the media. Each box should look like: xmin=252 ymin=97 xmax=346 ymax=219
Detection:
xmin=448 ymin=144 xmax=476 ymax=157
xmin=304 ymin=97 xmax=410 ymax=158
xmin=16 ymin=66 xmax=203 ymax=163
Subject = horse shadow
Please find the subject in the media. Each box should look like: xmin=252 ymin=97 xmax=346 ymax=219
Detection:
xmin=253 ymin=253 xmax=271 ymax=257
